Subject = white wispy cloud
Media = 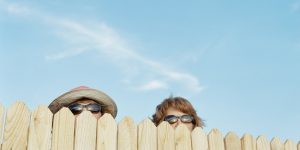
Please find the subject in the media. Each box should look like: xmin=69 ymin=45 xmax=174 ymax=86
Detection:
xmin=139 ymin=80 xmax=168 ymax=91
xmin=2 ymin=2 xmax=203 ymax=93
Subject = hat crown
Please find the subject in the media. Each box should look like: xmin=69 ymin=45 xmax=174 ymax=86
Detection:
xmin=71 ymin=86 xmax=90 ymax=91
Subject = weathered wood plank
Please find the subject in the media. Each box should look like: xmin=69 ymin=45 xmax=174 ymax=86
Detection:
xmin=97 ymin=113 xmax=117 ymax=150
xmin=256 ymin=136 xmax=270 ymax=150
xmin=224 ymin=132 xmax=241 ymax=150
xmin=2 ymin=101 xmax=30 ymax=150
xmin=138 ymin=118 xmax=157 ymax=150
xmin=118 ymin=116 xmax=137 ymax=150
xmin=51 ymin=107 xmax=75 ymax=150
xmin=74 ymin=111 xmax=97 ymax=150
xmin=175 ymin=125 xmax=192 ymax=150
xmin=241 ymin=133 xmax=256 ymax=150
xmin=284 ymin=140 xmax=297 ymax=150
xmin=270 ymin=137 xmax=283 ymax=150
xmin=28 ymin=105 xmax=53 ymax=150
xmin=157 ymin=121 xmax=175 ymax=150
xmin=191 ymin=127 xmax=208 ymax=150
xmin=208 ymin=128 xmax=225 ymax=150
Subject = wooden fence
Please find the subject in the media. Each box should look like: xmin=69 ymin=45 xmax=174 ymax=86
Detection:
xmin=0 ymin=101 xmax=299 ymax=150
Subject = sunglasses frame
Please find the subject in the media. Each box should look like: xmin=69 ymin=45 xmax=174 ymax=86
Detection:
xmin=164 ymin=114 xmax=195 ymax=124
xmin=68 ymin=103 xmax=102 ymax=115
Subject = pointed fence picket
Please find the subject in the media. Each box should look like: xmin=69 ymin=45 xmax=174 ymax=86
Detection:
xmin=97 ymin=113 xmax=117 ymax=150
xmin=241 ymin=133 xmax=256 ymax=150
xmin=118 ymin=117 xmax=137 ymax=150
xmin=257 ymin=136 xmax=270 ymax=150
xmin=27 ymin=105 xmax=53 ymax=150
xmin=270 ymin=137 xmax=283 ymax=150
xmin=208 ymin=128 xmax=225 ymax=150
xmin=74 ymin=111 xmax=97 ymax=150
xmin=157 ymin=121 xmax=175 ymax=150
xmin=284 ymin=140 xmax=297 ymax=150
xmin=191 ymin=127 xmax=208 ymax=150
xmin=224 ymin=132 xmax=242 ymax=150
xmin=51 ymin=107 xmax=75 ymax=150
xmin=138 ymin=119 xmax=157 ymax=150
xmin=2 ymin=102 xmax=30 ymax=150
xmin=0 ymin=101 xmax=299 ymax=150
xmin=175 ymin=125 xmax=192 ymax=150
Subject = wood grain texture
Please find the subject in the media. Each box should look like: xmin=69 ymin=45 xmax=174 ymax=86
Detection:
xmin=241 ymin=134 xmax=256 ymax=150
xmin=138 ymin=118 xmax=157 ymax=150
xmin=208 ymin=128 xmax=225 ymax=150
xmin=191 ymin=127 xmax=208 ymax=150
xmin=118 ymin=116 xmax=137 ymax=150
xmin=97 ymin=113 xmax=117 ymax=150
xmin=157 ymin=121 xmax=175 ymax=150
xmin=2 ymin=101 xmax=30 ymax=150
xmin=51 ymin=107 xmax=75 ymax=150
xmin=256 ymin=136 xmax=270 ymax=150
xmin=28 ymin=105 xmax=53 ymax=150
xmin=270 ymin=137 xmax=283 ymax=150
xmin=175 ymin=125 xmax=192 ymax=150
xmin=224 ymin=132 xmax=241 ymax=150
xmin=284 ymin=140 xmax=297 ymax=150
xmin=74 ymin=111 xmax=97 ymax=150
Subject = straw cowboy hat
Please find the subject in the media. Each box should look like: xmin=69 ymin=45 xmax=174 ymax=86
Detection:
xmin=48 ymin=86 xmax=118 ymax=118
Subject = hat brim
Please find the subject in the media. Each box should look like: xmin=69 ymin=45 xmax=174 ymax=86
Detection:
xmin=48 ymin=89 xmax=117 ymax=118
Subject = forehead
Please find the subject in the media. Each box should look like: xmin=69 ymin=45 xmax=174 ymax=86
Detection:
xmin=165 ymin=107 xmax=188 ymax=116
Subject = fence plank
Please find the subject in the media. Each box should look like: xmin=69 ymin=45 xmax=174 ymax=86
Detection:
xmin=2 ymin=101 xmax=30 ymax=150
xmin=0 ymin=103 xmax=5 ymax=150
xmin=224 ymin=132 xmax=241 ymax=150
xmin=28 ymin=105 xmax=53 ymax=150
xmin=157 ymin=121 xmax=175 ymax=150
xmin=270 ymin=137 xmax=283 ymax=150
xmin=256 ymin=136 xmax=270 ymax=150
xmin=175 ymin=125 xmax=192 ymax=150
xmin=298 ymin=141 xmax=300 ymax=150
xmin=284 ymin=140 xmax=297 ymax=150
xmin=241 ymin=133 xmax=256 ymax=150
xmin=138 ymin=118 xmax=157 ymax=150
xmin=191 ymin=127 xmax=208 ymax=150
xmin=97 ymin=113 xmax=117 ymax=150
xmin=118 ymin=117 xmax=137 ymax=150
xmin=208 ymin=128 xmax=225 ymax=150
xmin=75 ymin=111 xmax=97 ymax=150
xmin=51 ymin=107 xmax=75 ymax=150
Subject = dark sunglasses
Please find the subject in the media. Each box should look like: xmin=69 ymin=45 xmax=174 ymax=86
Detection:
xmin=164 ymin=115 xmax=194 ymax=124
xmin=68 ymin=103 xmax=102 ymax=115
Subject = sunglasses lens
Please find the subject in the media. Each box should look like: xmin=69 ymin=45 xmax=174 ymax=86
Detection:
xmin=181 ymin=115 xmax=194 ymax=123
xmin=164 ymin=115 xmax=178 ymax=124
xmin=68 ymin=104 xmax=83 ymax=115
xmin=87 ymin=104 xmax=101 ymax=114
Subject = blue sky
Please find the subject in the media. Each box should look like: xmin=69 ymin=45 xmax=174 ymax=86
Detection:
xmin=1 ymin=0 xmax=300 ymax=143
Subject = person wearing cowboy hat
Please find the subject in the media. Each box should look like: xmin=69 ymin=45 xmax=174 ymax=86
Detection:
xmin=48 ymin=86 xmax=118 ymax=119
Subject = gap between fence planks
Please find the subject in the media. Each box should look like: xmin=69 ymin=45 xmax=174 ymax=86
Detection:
xmin=0 ymin=101 xmax=299 ymax=150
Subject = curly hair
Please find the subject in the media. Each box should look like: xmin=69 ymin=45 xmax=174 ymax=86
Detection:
xmin=152 ymin=96 xmax=204 ymax=128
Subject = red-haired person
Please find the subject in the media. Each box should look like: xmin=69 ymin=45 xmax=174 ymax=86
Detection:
xmin=152 ymin=96 xmax=204 ymax=131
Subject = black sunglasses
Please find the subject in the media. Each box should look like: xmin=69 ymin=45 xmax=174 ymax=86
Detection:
xmin=68 ymin=103 xmax=102 ymax=115
xmin=164 ymin=115 xmax=194 ymax=124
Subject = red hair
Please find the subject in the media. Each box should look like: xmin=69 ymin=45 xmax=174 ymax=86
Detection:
xmin=152 ymin=96 xmax=204 ymax=128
